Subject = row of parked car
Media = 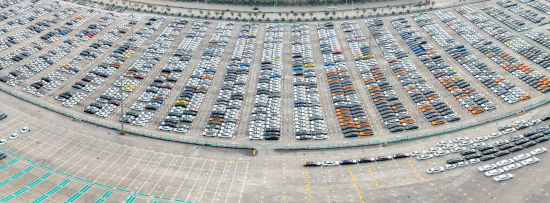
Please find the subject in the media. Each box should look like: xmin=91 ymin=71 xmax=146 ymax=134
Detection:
xmin=203 ymin=23 xmax=257 ymax=138
xmin=0 ymin=2 xmax=72 ymax=70
xmin=481 ymin=7 xmax=531 ymax=32
xmin=248 ymin=24 xmax=283 ymax=140
xmin=317 ymin=22 xmax=374 ymax=138
xmin=424 ymin=11 xmax=526 ymax=106
xmin=94 ymin=17 xmax=178 ymax=119
xmin=291 ymin=24 xmax=328 ymax=140
xmin=354 ymin=20 xmax=421 ymax=131
xmin=497 ymin=0 xmax=545 ymax=24
xmin=0 ymin=0 xmax=26 ymax=14
xmin=474 ymin=41 xmax=550 ymax=93
xmin=434 ymin=11 xmax=549 ymax=95
xmin=63 ymin=15 xmax=146 ymax=110
xmin=159 ymin=21 xmax=232 ymax=132
xmin=0 ymin=0 xmax=60 ymax=45
xmin=458 ymin=6 xmax=550 ymax=72
xmin=303 ymin=152 xmax=411 ymax=167
xmin=526 ymin=32 xmax=550 ymax=50
xmin=0 ymin=0 xmax=45 ymax=50
xmin=478 ymin=147 xmax=546 ymax=181
xmin=407 ymin=14 xmax=498 ymax=114
xmin=150 ymin=21 xmax=208 ymax=132
xmin=384 ymin=17 xmax=461 ymax=125
xmin=520 ymin=0 xmax=550 ymax=16
xmin=1 ymin=7 xmax=97 ymax=88
xmin=24 ymin=13 xmax=119 ymax=99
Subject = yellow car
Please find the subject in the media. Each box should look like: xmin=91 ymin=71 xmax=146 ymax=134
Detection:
xmin=76 ymin=16 xmax=84 ymax=19
xmin=305 ymin=63 xmax=315 ymax=67
xmin=353 ymin=53 xmax=363 ymax=57
xmin=124 ymin=85 xmax=135 ymax=90
xmin=451 ymin=76 xmax=462 ymax=81
xmin=176 ymin=100 xmax=189 ymax=105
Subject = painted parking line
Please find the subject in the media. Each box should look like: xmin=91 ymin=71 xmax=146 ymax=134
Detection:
xmin=303 ymin=168 xmax=312 ymax=202
xmin=0 ymin=166 xmax=35 ymax=187
xmin=0 ymin=159 xmax=18 ymax=171
xmin=365 ymin=164 xmax=380 ymax=187
xmin=347 ymin=166 xmax=365 ymax=203
xmin=0 ymin=172 xmax=52 ymax=202
xmin=94 ymin=191 xmax=112 ymax=203
xmin=65 ymin=185 xmax=91 ymax=203
xmin=33 ymin=179 xmax=72 ymax=203
xmin=125 ymin=196 xmax=137 ymax=203
xmin=408 ymin=159 xmax=425 ymax=181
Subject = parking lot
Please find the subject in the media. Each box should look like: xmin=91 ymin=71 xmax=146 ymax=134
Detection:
xmin=1 ymin=87 xmax=550 ymax=202
xmin=1 ymin=0 xmax=550 ymax=200
xmin=0 ymin=1 xmax=549 ymax=147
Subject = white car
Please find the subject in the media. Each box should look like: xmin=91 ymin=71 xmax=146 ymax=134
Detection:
xmin=20 ymin=127 xmax=30 ymax=133
xmin=520 ymin=157 xmax=540 ymax=166
xmin=513 ymin=153 xmax=531 ymax=161
xmin=474 ymin=136 xmax=488 ymax=143
xmin=456 ymin=161 xmax=468 ymax=167
xmin=502 ymin=163 xmax=522 ymax=171
xmin=493 ymin=173 xmax=514 ymax=182
xmin=468 ymin=158 xmax=480 ymax=164
xmin=488 ymin=132 xmax=502 ymax=138
xmin=416 ymin=154 xmax=433 ymax=160
xmin=484 ymin=168 xmax=505 ymax=177
xmin=478 ymin=164 xmax=498 ymax=172
xmin=8 ymin=133 xmax=18 ymax=139
xmin=426 ymin=167 xmax=445 ymax=174
xmin=496 ymin=159 xmax=514 ymax=167
xmin=0 ymin=139 xmax=5 ymax=145
xmin=530 ymin=147 xmax=547 ymax=156
xmin=444 ymin=164 xmax=457 ymax=170
xmin=322 ymin=161 xmax=340 ymax=167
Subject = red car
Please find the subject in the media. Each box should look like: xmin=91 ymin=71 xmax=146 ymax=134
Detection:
xmin=134 ymin=75 xmax=144 ymax=79
xmin=332 ymin=51 xmax=342 ymax=54
xmin=82 ymin=77 xmax=91 ymax=82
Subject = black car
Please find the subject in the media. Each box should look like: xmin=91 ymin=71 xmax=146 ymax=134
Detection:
xmin=464 ymin=153 xmax=482 ymax=160
xmin=303 ymin=161 xmax=321 ymax=167
xmin=340 ymin=160 xmax=358 ymax=165
xmin=478 ymin=145 xmax=494 ymax=152
xmin=0 ymin=113 xmax=7 ymax=121
xmin=460 ymin=150 xmax=476 ymax=156
xmin=375 ymin=155 xmax=392 ymax=161
xmin=358 ymin=157 xmax=376 ymax=163
xmin=393 ymin=153 xmax=409 ymax=159
xmin=522 ymin=141 xmax=537 ymax=148
xmin=447 ymin=158 xmax=464 ymax=164
xmin=514 ymin=138 xmax=530 ymax=145
xmin=498 ymin=144 xmax=513 ymax=150
xmin=509 ymin=146 xmax=524 ymax=152
xmin=494 ymin=150 xmax=510 ymax=157
xmin=536 ymin=136 xmax=549 ymax=143
xmin=480 ymin=155 xmax=495 ymax=161
xmin=481 ymin=148 xmax=498 ymax=155
xmin=0 ymin=152 xmax=6 ymax=160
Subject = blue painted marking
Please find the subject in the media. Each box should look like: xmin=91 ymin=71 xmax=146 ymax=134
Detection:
xmin=0 ymin=166 xmax=34 ymax=187
xmin=33 ymin=179 xmax=72 ymax=203
xmin=95 ymin=191 xmax=112 ymax=203
xmin=125 ymin=196 xmax=137 ymax=203
xmin=0 ymin=172 xmax=52 ymax=202
xmin=0 ymin=159 xmax=18 ymax=171
xmin=65 ymin=185 xmax=91 ymax=203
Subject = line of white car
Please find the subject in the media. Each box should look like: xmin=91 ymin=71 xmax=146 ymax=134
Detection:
xmin=477 ymin=147 xmax=546 ymax=182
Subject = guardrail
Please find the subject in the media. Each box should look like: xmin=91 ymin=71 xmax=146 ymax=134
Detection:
xmin=1 ymin=79 xmax=549 ymax=151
